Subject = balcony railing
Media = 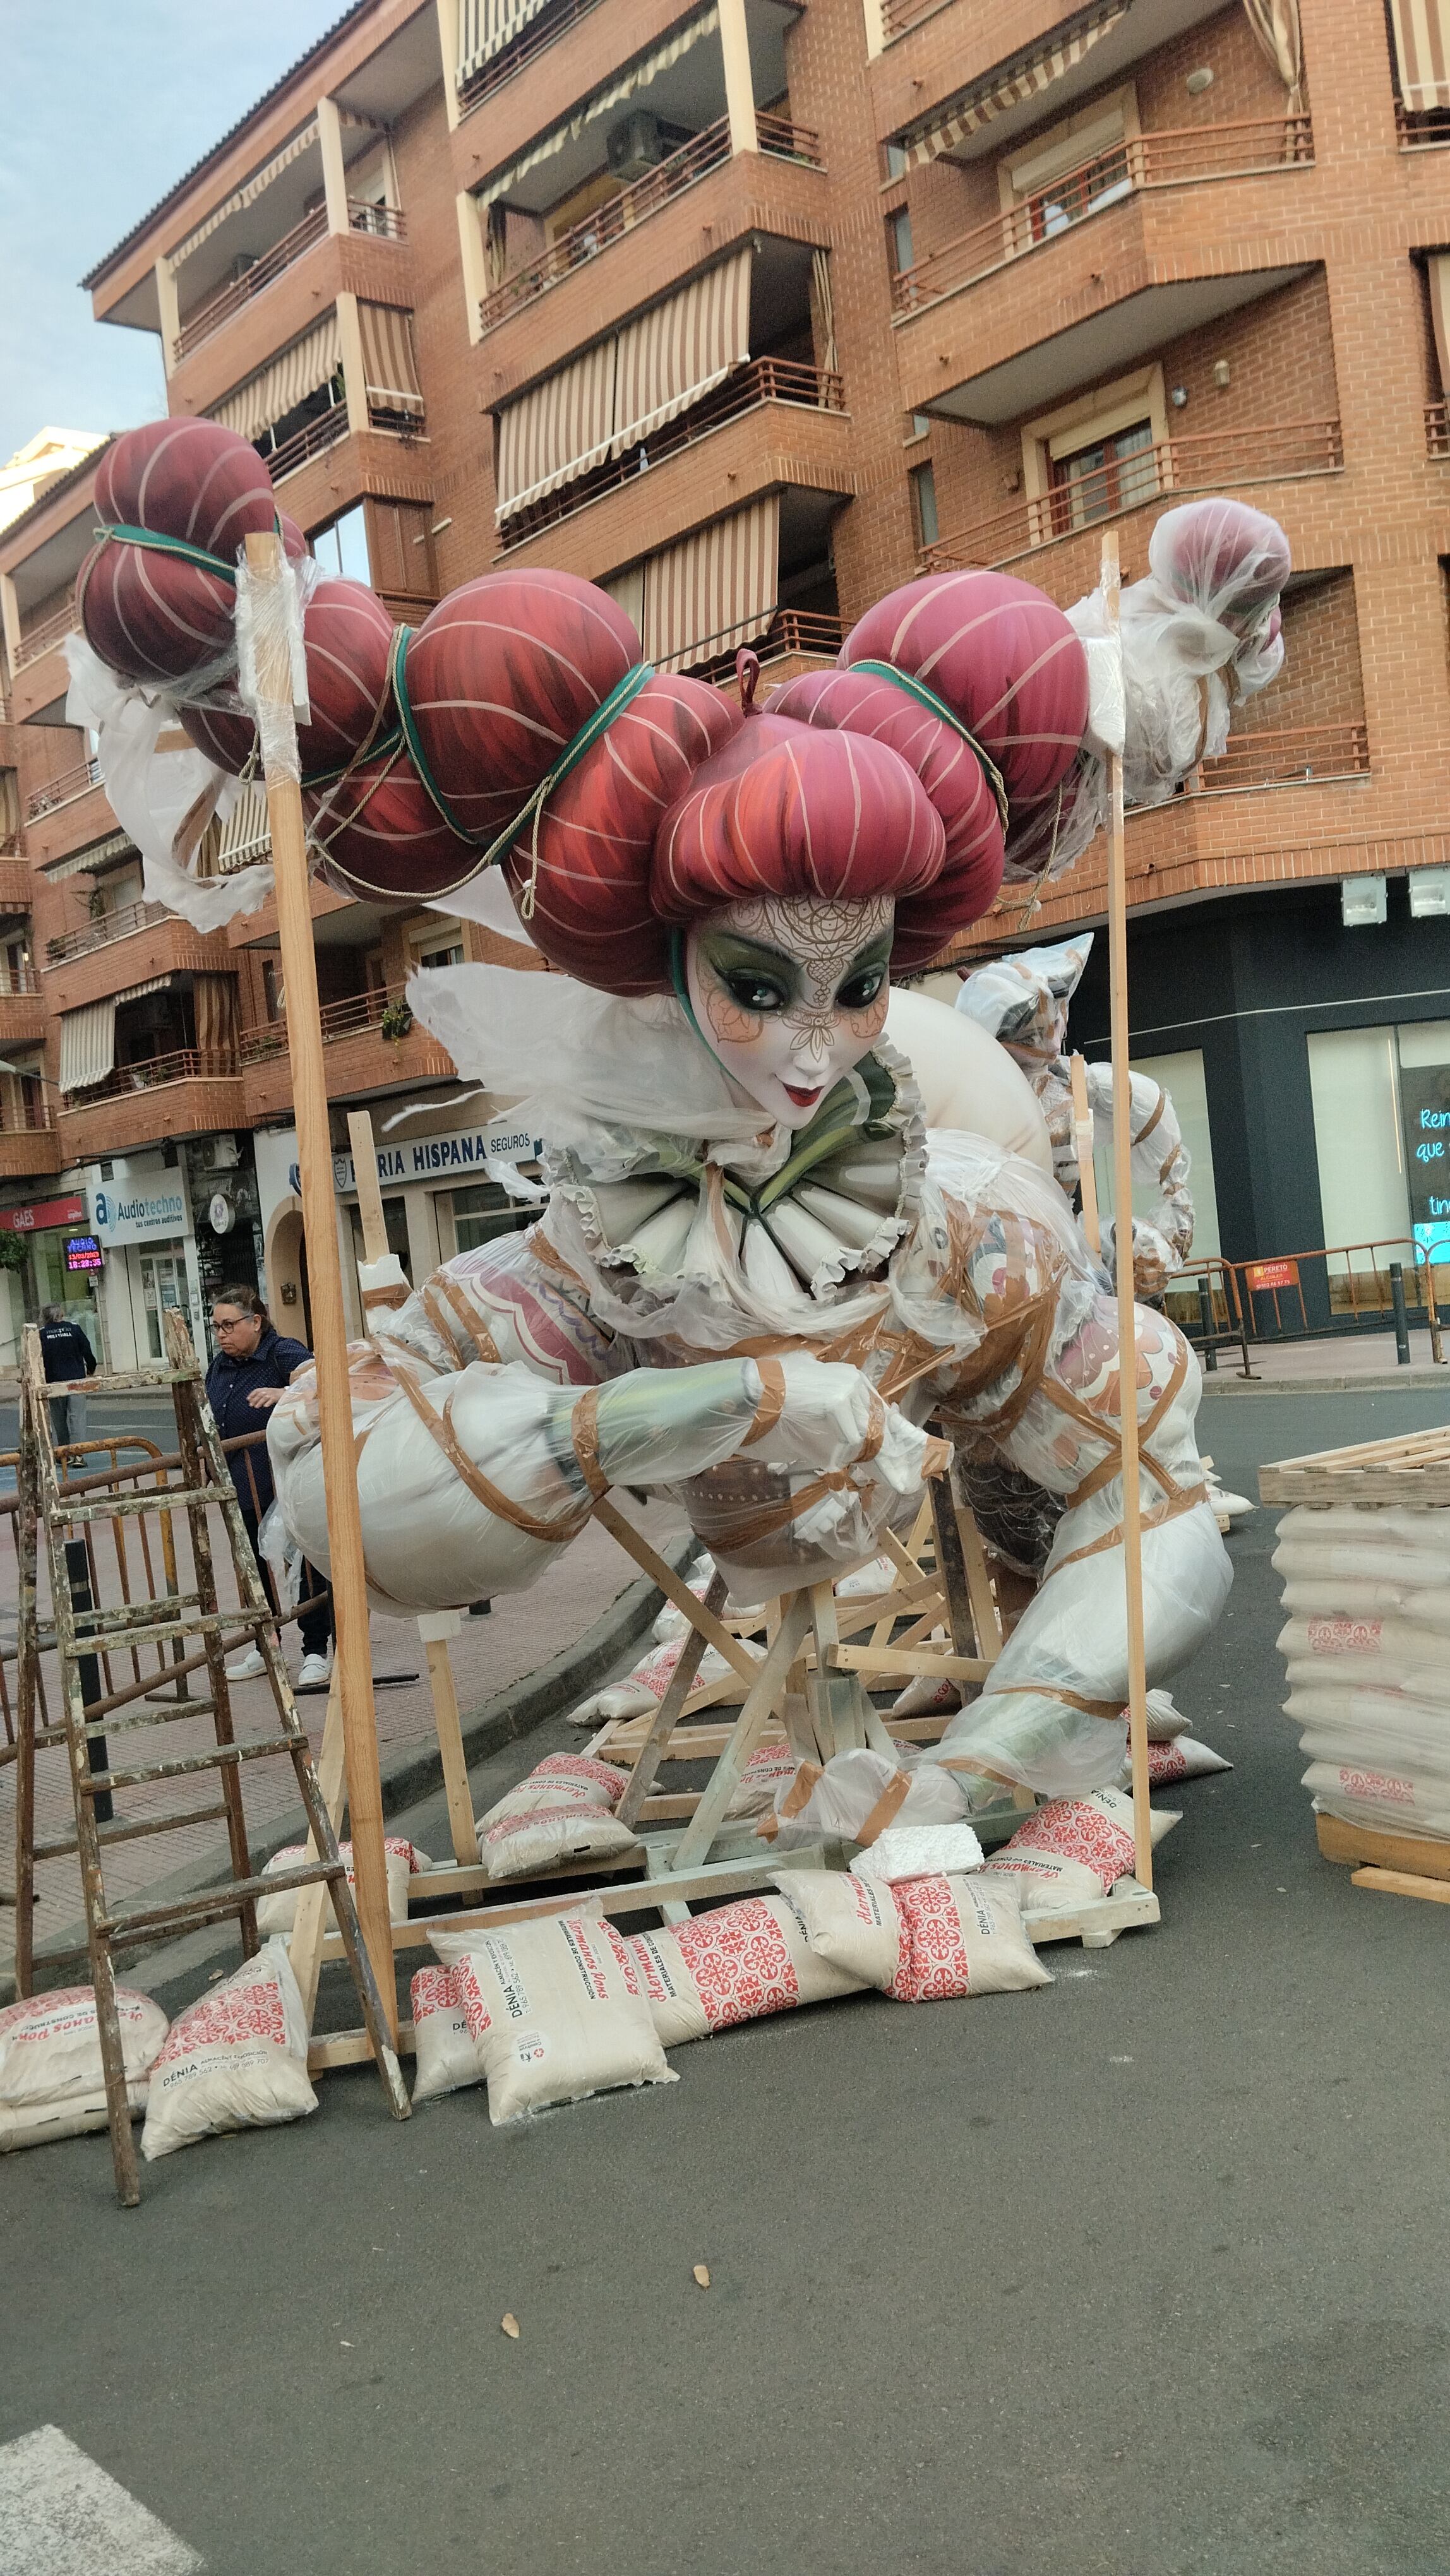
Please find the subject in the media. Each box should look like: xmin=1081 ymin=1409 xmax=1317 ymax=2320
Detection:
xmin=674 ymin=606 xmax=846 ymax=686
xmin=259 ymin=393 xmax=424 ymax=487
xmin=498 ymin=357 xmax=846 ymax=546
xmin=459 ymin=0 xmax=604 ymax=109
xmin=920 ymin=420 xmax=1343 ymax=571
xmin=44 ymin=898 xmax=169 ymax=965
xmin=14 ymin=601 xmax=78 ymax=674
xmin=0 ymin=1096 xmax=52 ymax=1135
xmin=25 ymin=756 xmax=103 ymax=824
xmin=241 ymin=978 xmax=437 ymax=1063
xmin=63 ymin=1047 xmax=241 ymax=1106
xmin=1183 ymin=720 xmax=1370 ymax=796
xmin=882 ymin=0 xmax=944 ymax=35
xmin=0 ymin=967 xmax=41 ymax=998
xmin=172 ymin=201 xmax=407 ymax=362
xmin=1428 ymin=400 xmax=1449 ymax=459
xmin=478 ymin=113 xmax=824 ymax=332
xmin=890 ymin=117 xmax=1314 ymax=317
xmin=1396 ymin=98 xmax=1450 ymax=151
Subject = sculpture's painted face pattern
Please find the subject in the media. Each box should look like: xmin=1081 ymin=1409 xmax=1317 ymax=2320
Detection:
xmin=685 ymin=895 xmax=894 ymax=1129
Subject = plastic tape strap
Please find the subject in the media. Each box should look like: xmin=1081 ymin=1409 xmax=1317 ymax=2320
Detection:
xmin=849 ymin=659 xmax=1009 ymax=830
xmin=388 ymin=628 xmax=654 ymax=900
xmin=93 ymin=524 xmax=238 ymax=585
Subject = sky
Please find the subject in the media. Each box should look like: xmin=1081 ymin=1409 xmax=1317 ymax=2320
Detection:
xmin=0 ymin=0 xmax=351 ymax=465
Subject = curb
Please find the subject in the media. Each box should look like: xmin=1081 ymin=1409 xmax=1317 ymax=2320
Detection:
xmin=8 ymin=1533 xmax=698 ymax=1997
xmin=1201 ymin=1367 xmax=1450 ymax=1395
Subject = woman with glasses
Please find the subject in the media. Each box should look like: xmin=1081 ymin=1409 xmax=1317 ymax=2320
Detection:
xmin=206 ymin=1285 xmax=333 ymax=1691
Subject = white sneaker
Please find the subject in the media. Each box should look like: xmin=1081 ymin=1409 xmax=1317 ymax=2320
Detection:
xmin=296 ymin=1651 xmax=332 ymax=1691
xmin=224 ymin=1645 xmax=267 ymax=1681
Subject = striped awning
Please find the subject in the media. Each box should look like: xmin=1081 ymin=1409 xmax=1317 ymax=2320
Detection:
xmin=210 ymin=783 xmax=271 ymax=875
xmin=169 ymin=121 xmax=320 ymax=268
xmin=902 ymin=0 xmax=1129 ymax=167
xmin=208 ymin=313 xmax=342 ymax=444
xmin=496 ymin=338 xmax=618 ymax=518
xmin=477 ymin=6 xmax=719 ymax=206
xmin=1429 ymin=253 xmax=1450 ymax=391
xmin=1391 ymin=0 xmax=1450 ymax=107
xmin=42 ymin=830 xmax=135 ymax=883
xmin=458 ymin=0 xmax=549 ymax=83
xmin=640 ymin=496 xmax=780 ymax=674
xmin=59 ymin=1000 xmax=116 ymax=1094
xmin=114 ymin=975 xmax=173 ymax=1006
xmin=357 ymin=304 xmax=424 ymax=415
xmin=613 ymin=250 xmax=752 ymax=454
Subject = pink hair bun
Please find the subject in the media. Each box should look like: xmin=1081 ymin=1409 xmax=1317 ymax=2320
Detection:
xmin=76 ymin=420 xmax=303 ymax=687
xmin=836 ymin=569 xmax=1089 ymax=809
xmin=182 ymin=577 xmax=395 ymax=783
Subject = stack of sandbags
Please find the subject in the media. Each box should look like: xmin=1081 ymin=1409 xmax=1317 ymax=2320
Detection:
xmin=0 ymin=1986 xmax=168 ymax=2154
xmin=1273 ymin=1503 xmax=1450 ymax=1839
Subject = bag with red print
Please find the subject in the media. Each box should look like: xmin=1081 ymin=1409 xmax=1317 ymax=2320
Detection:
xmin=474 ymin=1753 xmax=639 ymax=1883
xmin=774 ymin=1868 xmax=902 ymax=1989
xmin=431 ymin=1914 xmax=673 ymax=2120
xmin=255 ymin=1835 xmax=426 ymax=1935
xmin=888 ymin=1873 xmax=1052 ymax=2003
xmin=409 ymin=1965 xmax=482 ymax=2102
xmin=626 ymin=1892 xmax=865 ymax=2046
xmin=141 ymin=1938 xmax=316 ymax=2161
xmin=995 ymin=1784 xmax=1176 ymax=1897
xmin=0 ymin=1984 xmax=169 ymax=2153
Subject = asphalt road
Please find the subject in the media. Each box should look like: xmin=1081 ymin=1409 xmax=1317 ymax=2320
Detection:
xmin=3 ymin=1388 xmax=1450 ymax=2576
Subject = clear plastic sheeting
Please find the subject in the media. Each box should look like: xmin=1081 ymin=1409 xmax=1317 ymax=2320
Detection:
xmin=235 ymin=546 xmax=311 ymax=785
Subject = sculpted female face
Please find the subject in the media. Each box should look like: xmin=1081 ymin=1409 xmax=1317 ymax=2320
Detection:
xmin=685 ymin=894 xmax=894 ymax=1130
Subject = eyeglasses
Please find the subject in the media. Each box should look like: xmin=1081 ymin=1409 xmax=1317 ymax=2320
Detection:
xmin=212 ymin=1317 xmax=248 ymax=1335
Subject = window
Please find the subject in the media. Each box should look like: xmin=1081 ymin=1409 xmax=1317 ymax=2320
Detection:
xmin=1049 ymin=418 xmax=1156 ymax=532
xmin=312 ymin=504 xmax=371 ymax=584
xmin=999 ymin=88 xmax=1138 ymax=256
xmin=416 ymin=941 xmax=465 ymax=971
xmin=910 ymin=460 xmax=939 ymax=550
xmin=262 ymin=958 xmax=284 ymax=1022
xmin=886 ymin=205 xmax=914 ymax=276
xmin=412 ymin=917 xmax=465 ymax=974
xmin=884 ymin=141 xmax=908 ymax=180
xmin=450 ymin=1182 xmax=534 ymax=1255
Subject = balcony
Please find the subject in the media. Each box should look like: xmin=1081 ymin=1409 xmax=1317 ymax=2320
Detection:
xmin=459 ymin=0 xmax=604 ymax=109
xmin=702 ymin=605 xmax=844 ymax=686
xmin=893 ymin=119 xmax=1313 ymax=323
xmin=174 ymin=201 xmax=407 ymax=364
xmin=239 ymin=980 xmax=455 ymax=1117
xmin=1396 ymin=100 xmax=1450 ymax=151
xmin=479 ymin=115 xmax=822 ymax=335
xmin=921 ymin=420 xmax=1343 ymax=573
xmin=44 ymin=898 xmax=168 ymax=967
xmin=0 ymin=974 xmax=47 ymax=1048
xmin=499 ymin=358 xmax=845 ymax=549
xmin=1184 ymin=721 xmax=1370 ymax=797
xmin=0 ymin=859 xmax=33 ymax=913
xmin=1429 ymin=401 xmax=1449 ymax=459
xmin=25 ymin=756 xmax=102 ymax=826
xmin=0 ymin=1117 xmax=62 ymax=1178
xmin=58 ymin=1049 xmax=248 ymax=1157
xmin=13 ymin=601 xmax=78 ymax=676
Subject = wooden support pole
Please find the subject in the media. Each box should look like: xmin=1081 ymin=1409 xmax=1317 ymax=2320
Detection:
xmin=1069 ymin=1052 xmax=1101 ymax=1255
xmin=242 ymin=532 xmax=397 ymax=2036
xmin=1101 ymin=529 xmax=1153 ymax=1896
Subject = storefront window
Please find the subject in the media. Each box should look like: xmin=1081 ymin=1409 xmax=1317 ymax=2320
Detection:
xmin=1307 ymin=1019 xmax=1450 ymax=1301
xmin=450 ymin=1183 xmax=534 ymax=1255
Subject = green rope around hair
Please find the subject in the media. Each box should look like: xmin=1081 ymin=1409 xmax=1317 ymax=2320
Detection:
xmin=388 ymin=627 xmax=654 ymax=907
xmin=849 ymin=657 xmax=1009 ymax=830
xmin=94 ymin=524 xmax=238 ymax=585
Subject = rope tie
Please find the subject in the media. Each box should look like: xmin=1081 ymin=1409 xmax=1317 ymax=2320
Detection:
xmin=849 ymin=659 xmax=1009 ymax=830
xmin=92 ymin=523 xmax=237 ymax=584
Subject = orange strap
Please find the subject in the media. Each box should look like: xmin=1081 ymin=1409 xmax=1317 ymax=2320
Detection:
xmin=743 ymin=1357 xmax=788 ymax=1449
xmin=570 ymin=1386 xmax=609 ymax=1500
xmin=855 ymin=1770 xmax=913 ymax=1846
xmin=392 ymin=1360 xmax=589 ymax=1544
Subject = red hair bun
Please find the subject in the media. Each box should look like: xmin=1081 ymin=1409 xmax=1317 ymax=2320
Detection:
xmin=838 ymin=569 xmax=1088 ymax=808
xmin=181 ymin=578 xmax=395 ymax=782
xmin=76 ymin=420 xmax=303 ymax=688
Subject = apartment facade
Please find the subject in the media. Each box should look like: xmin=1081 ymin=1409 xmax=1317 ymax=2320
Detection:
xmin=0 ymin=0 xmax=1446 ymax=1360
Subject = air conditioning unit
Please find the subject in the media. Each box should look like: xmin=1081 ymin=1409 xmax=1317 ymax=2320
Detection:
xmin=607 ymin=111 xmax=671 ymax=181
xmin=229 ymin=251 xmax=258 ymax=283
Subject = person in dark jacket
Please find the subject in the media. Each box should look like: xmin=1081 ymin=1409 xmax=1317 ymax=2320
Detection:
xmin=205 ymin=1284 xmax=332 ymax=1688
xmin=39 ymin=1304 xmax=97 ymax=1450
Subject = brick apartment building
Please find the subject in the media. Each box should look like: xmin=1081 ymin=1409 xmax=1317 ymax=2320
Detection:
xmin=1 ymin=0 xmax=1447 ymax=1364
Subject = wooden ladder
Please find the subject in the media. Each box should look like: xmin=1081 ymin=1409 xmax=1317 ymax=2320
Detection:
xmin=14 ymin=1311 xmax=409 ymax=2204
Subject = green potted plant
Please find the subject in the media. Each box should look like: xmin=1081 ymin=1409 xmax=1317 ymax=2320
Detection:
xmin=380 ymin=997 xmax=414 ymax=1044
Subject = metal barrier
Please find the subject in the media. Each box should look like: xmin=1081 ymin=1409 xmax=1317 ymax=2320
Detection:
xmin=1166 ymin=1237 xmax=1446 ymax=1373
xmin=1163 ymin=1257 xmax=1255 ymax=1379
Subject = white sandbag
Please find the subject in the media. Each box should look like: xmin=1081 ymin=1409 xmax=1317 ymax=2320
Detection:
xmin=0 ymin=1984 xmax=168 ymax=2108
xmin=887 ymin=1873 xmax=1052 ymax=2002
xmin=0 ymin=2084 xmax=150 ymax=2155
xmin=626 ymin=1893 xmax=865 ymax=2046
xmin=409 ymin=1965 xmax=482 ymax=2102
xmin=725 ymin=1743 xmax=800 ymax=1820
xmin=890 ymin=1671 xmax=964 ymax=1718
xmin=851 ymin=1822 xmax=985 ymax=1885
xmin=475 ymin=1753 xmax=639 ymax=1883
xmin=999 ymin=1785 xmax=1175 ymax=1894
xmin=568 ymin=1680 xmax=657 ymax=1727
xmin=1306 ymin=1761 xmax=1450 ymax=1842
xmin=758 ymin=1746 xmax=970 ymax=1851
xmin=1279 ymin=1577 xmax=1450 ymax=1625
xmin=1141 ymin=1734 xmax=1231 ymax=1787
xmin=775 ymin=1868 xmax=901 ymax=1988
xmin=834 ymin=1554 xmax=898 ymax=1601
xmin=1288 ymin=1688 xmax=1450 ymax=1782
xmin=1144 ymin=1688 xmax=1191 ymax=1741
xmin=649 ymin=1558 xmax=718 ymax=1643
xmin=434 ymin=1914 xmax=674 ymax=2121
xmin=976 ymin=1850 xmax=1107 ymax=1914
xmin=255 ymin=1835 xmax=423 ymax=1935
xmin=141 ymin=1940 xmax=316 ymax=2160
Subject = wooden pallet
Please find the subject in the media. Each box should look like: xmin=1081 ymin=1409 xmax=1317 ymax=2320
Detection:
xmin=1259 ymin=1424 xmax=1450 ymax=1507
xmin=1316 ymin=1810 xmax=1450 ymax=1907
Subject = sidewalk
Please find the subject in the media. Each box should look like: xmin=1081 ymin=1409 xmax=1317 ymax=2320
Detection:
xmin=1201 ymin=1325 xmax=1450 ymax=1392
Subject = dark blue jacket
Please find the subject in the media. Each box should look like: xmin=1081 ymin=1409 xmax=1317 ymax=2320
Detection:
xmin=205 ymin=1321 xmax=311 ymax=1521
xmin=39 ymin=1319 xmax=97 ymax=1383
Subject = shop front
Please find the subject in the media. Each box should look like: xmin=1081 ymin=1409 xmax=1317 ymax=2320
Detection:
xmin=0 ymin=1192 xmax=100 ymax=1373
xmin=84 ymin=1161 xmax=205 ymax=1371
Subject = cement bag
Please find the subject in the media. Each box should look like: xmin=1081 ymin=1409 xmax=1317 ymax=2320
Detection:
xmin=774 ymin=1868 xmax=902 ymax=1988
xmin=851 ymin=1822 xmax=985 ymax=1885
xmin=1279 ymin=1577 xmax=1450 ymax=1624
xmin=1306 ymin=1761 xmax=1450 ymax=1842
xmin=626 ymin=1893 xmax=864 ymax=2045
xmin=409 ymin=1967 xmax=481 ymax=2102
xmin=725 ymin=1744 xmax=800 ymax=1820
xmin=975 ymin=1849 xmax=1107 ymax=1914
xmin=255 ymin=1836 xmax=422 ymax=1935
xmin=888 ymin=1874 xmax=1051 ymax=2003
xmin=1000 ymin=1785 xmax=1173 ymax=1893
xmin=890 ymin=1670 xmax=964 ymax=1718
xmin=1139 ymin=1735 xmax=1231 ymax=1787
xmin=475 ymin=1753 xmax=638 ymax=1883
xmin=141 ymin=1940 xmax=315 ymax=2160
xmin=1 ymin=2086 xmax=150 ymax=2155
xmin=1287 ymin=1688 xmax=1450 ymax=1779
xmin=759 ymin=1747 xmax=971 ymax=1851
xmin=1280 ymin=1615 xmax=1450 ymax=1705
xmin=0 ymin=1984 xmax=167 ymax=2108
xmin=434 ymin=1916 xmax=674 ymax=2121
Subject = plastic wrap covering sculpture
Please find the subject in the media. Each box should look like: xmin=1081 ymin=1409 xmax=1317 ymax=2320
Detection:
xmin=67 ymin=420 xmax=1287 ymax=1803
